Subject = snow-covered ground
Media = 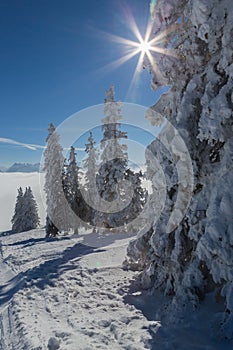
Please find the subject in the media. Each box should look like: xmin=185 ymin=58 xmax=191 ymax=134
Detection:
xmin=0 ymin=173 xmax=232 ymax=349
xmin=0 ymin=172 xmax=46 ymax=232
xmin=0 ymin=228 xmax=232 ymax=350
xmin=0 ymin=229 xmax=152 ymax=349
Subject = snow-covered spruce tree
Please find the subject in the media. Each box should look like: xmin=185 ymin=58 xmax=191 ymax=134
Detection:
xmin=22 ymin=187 xmax=40 ymax=231
xmin=126 ymin=0 xmax=233 ymax=338
xmin=82 ymin=131 xmax=99 ymax=228
xmin=44 ymin=123 xmax=69 ymax=237
xmin=63 ymin=146 xmax=82 ymax=233
xmin=123 ymin=169 xmax=148 ymax=225
xmin=11 ymin=187 xmax=24 ymax=232
xmin=11 ymin=187 xmax=40 ymax=232
xmin=96 ymin=85 xmax=128 ymax=228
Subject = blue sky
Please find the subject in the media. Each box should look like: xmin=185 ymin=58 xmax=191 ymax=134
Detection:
xmin=0 ymin=0 xmax=162 ymax=167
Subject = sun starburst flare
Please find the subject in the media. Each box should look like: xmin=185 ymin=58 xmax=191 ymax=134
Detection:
xmin=98 ymin=10 xmax=177 ymax=97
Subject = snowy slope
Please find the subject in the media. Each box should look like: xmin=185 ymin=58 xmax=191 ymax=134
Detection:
xmin=0 ymin=228 xmax=232 ymax=350
xmin=0 ymin=173 xmax=46 ymax=232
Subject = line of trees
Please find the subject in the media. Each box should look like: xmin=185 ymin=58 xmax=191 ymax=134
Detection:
xmin=44 ymin=86 xmax=148 ymax=237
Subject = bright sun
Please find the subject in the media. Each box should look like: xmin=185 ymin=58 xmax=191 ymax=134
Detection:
xmin=99 ymin=9 xmax=177 ymax=95
xmin=137 ymin=40 xmax=152 ymax=54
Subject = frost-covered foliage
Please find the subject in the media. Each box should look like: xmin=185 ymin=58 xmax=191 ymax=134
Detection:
xmin=11 ymin=187 xmax=40 ymax=232
xmin=127 ymin=0 xmax=233 ymax=338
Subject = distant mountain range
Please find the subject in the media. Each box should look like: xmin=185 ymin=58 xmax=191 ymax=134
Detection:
xmin=0 ymin=163 xmax=41 ymax=173
xmin=0 ymin=162 xmax=145 ymax=173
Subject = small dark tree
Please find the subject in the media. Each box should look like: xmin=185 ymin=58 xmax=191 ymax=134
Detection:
xmin=45 ymin=215 xmax=58 ymax=238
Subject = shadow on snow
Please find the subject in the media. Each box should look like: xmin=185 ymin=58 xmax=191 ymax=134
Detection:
xmin=0 ymin=241 xmax=105 ymax=308
xmin=4 ymin=235 xmax=70 ymax=248
xmin=123 ymin=281 xmax=233 ymax=350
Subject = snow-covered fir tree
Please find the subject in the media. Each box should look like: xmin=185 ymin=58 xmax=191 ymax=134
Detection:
xmin=82 ymin=131 xmax=99 ymax=227
xmin=101 ymin=85 xmax=128 ymax=168
xmin=11 ymin=187 xmax=40 ymax=232
xmin=124 ymin=169 xmax=148 ymax=224
xmin=126 ymin=0 xmax=233 ymax=338
xmin=96 ymin=85 xmax=128 ymax=228
xmin=63 ymin=146 xmax=82 ymax=233
xmin=44 ymin=123 xmax=69 ymax=237
xmin=83 ymin=131 xmax=99 ymax=194
xmin=11 ymin=187 xmax=24 ymax=232
xmin=23 ymin=187 xmax=40 ymax=231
